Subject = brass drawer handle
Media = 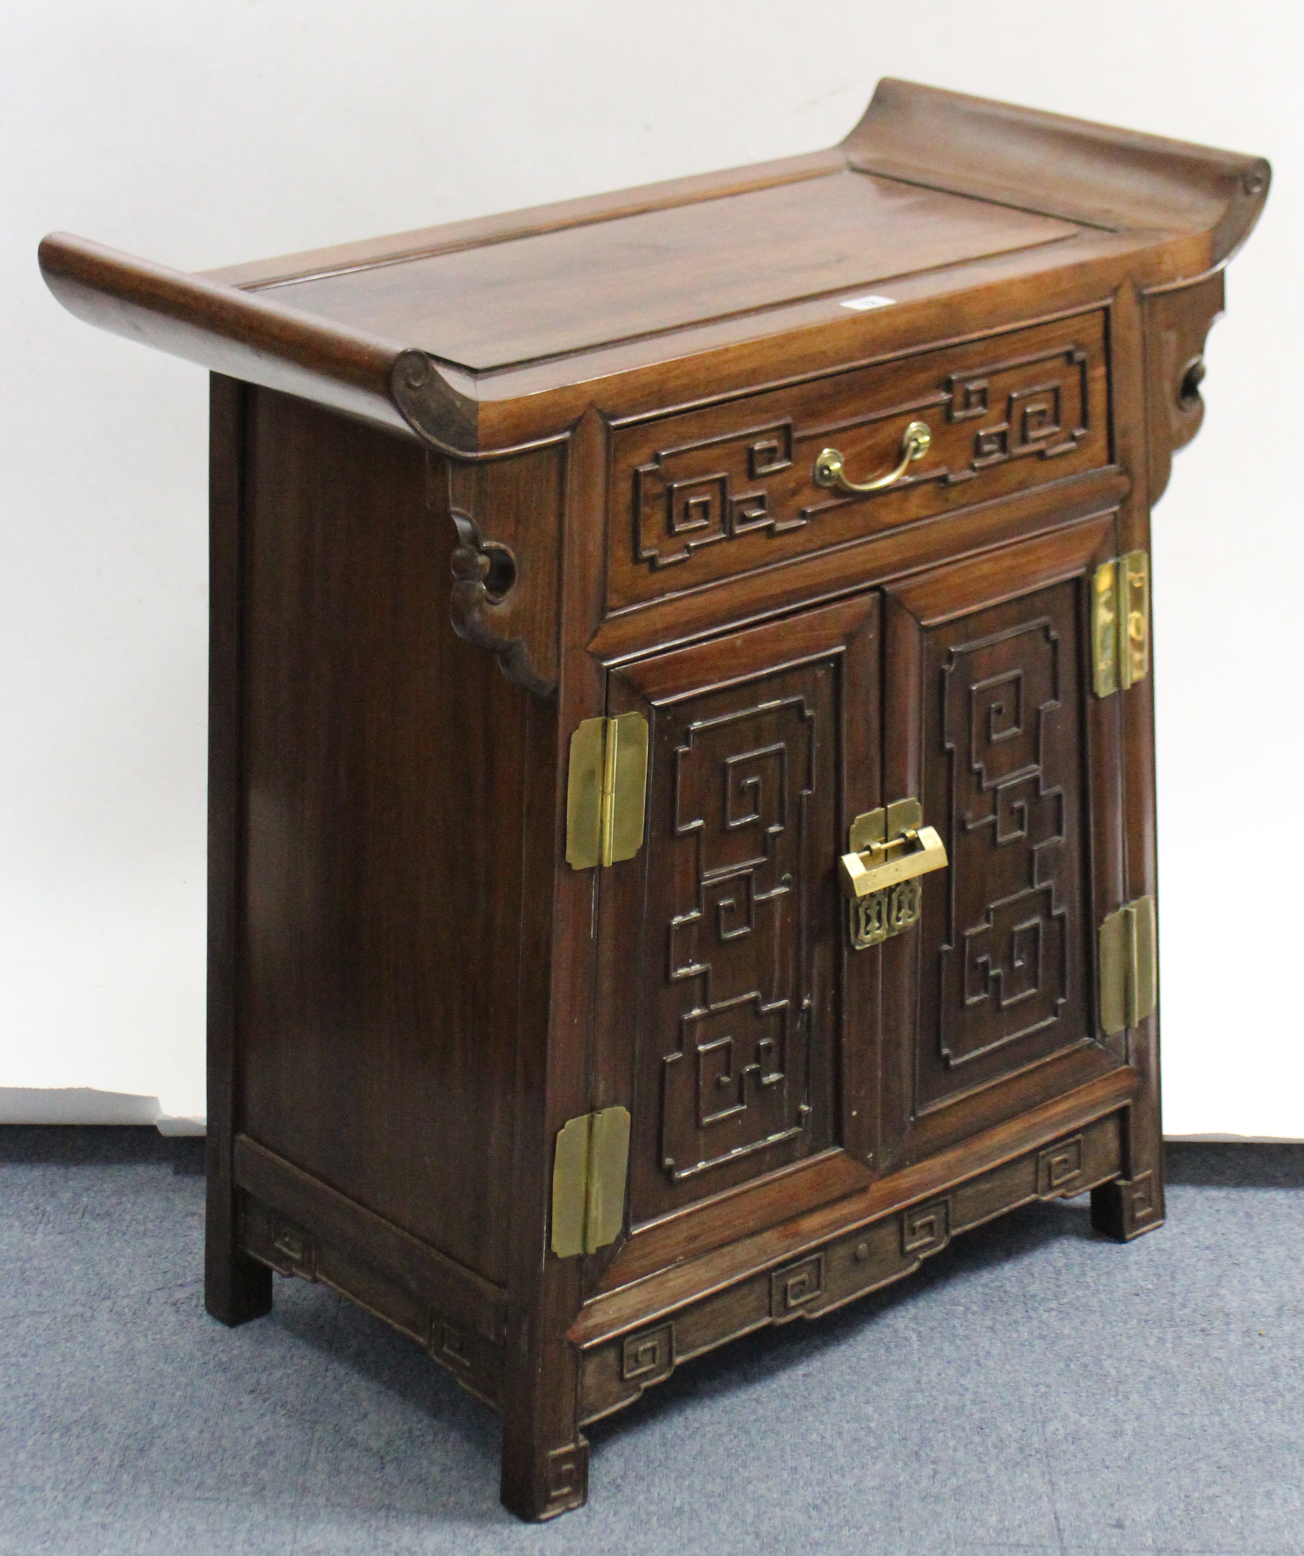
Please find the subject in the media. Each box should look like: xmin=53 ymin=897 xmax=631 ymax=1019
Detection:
xmin=814 ymin=419 xmax=931 ymax=495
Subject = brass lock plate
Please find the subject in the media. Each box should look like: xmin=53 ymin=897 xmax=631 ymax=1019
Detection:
xmin=841 ymin=799 xmax=948 ymax=949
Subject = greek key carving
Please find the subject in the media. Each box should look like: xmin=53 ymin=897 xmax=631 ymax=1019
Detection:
xmin=634 ymin=421 xmax=797 ymax=568
xmin=661 ymin=695 xmax=817 ymax=1181
xmin=770 ymin=1254 xmax=825 ymax=1318
xmin=902 ymin=1198 xmax=951 ymax=1257
xmin=938 ymin=620 xmax=1070 ymax=1068
xmin=622 ymin=1323 xmax=675 ymax=1384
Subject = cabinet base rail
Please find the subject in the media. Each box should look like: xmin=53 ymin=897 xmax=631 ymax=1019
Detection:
xmin=230 ymin=1073 xmax=1153 ymax=1434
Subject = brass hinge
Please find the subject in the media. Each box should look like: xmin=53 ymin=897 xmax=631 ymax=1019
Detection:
xmin=550 ymin=1106 xmax=631 ymax=1258
xmin=1099 ymin=894 xmax=1157 ymax=1035
xmin=565 ymin=713 xmax=649 ymax=870
xmin=1092 ymin=550 xmax=1149 ymax=697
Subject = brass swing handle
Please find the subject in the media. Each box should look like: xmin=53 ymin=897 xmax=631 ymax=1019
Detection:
xmin=814 ymin=419 xmax=932 ymax=495
xmin=840 ymin=825 xmax=948 ymax=899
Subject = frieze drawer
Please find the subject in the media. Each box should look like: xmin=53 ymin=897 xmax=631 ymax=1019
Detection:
xmin=607 ymin=310 xmax=1110 ymax=613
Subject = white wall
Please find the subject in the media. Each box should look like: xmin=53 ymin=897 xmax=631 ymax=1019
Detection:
xmin=2 ymin=0 xmax=1298 ymax=1134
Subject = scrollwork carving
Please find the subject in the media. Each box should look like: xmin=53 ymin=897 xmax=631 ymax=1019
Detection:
xmin=447 ymin=506 xmax=543 ymax=692
xmin=427 ymin=447 xmax=564 ymax=699
xmin=1143 ymin=271 xmax=1225 ymax=505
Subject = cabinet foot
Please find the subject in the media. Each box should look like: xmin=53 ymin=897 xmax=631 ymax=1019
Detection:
xmin=500 ymin=1432 xmax=590 ymax=1522
xmin=204 ymin=1247 xmax=273 ymax=1327
xmin=1091 ymin=1169 xmax=1165 ymax=1242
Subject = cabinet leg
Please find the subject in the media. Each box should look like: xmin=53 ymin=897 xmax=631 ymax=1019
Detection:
xmin=1090 ymin=1166 xmax=1164 ymax=1240
xmin=499 ymin=1422 xmax=590 ymax=1522
xmin=204 ymin=1132 xmax=272 ymax=1326
xmin=1092 ymin=1095 xmax=1165 ymax=1242
xmin=498 ymin=1280 xmax=588 ymax=1520
xmin=205 ymin=1244 xmax=273 ymax=1327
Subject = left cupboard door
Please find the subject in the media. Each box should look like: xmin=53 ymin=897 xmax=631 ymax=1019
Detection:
xmin=587 ymin=594 xmax=881 ymax=1292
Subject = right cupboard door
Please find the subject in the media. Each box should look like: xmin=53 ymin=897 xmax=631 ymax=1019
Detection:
xmin=878 ymin=513 xmax=1129 ymax=1171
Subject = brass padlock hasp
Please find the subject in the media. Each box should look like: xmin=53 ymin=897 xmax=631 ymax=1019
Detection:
xmin=839 ymin=799 xmax=948 ymax=900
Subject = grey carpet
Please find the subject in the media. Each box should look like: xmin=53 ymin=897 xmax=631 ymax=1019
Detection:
xmin=1 ymin=1128 xmax=1301 ymax=1555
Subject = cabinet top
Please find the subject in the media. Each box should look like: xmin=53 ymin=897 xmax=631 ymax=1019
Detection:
xmin=206 ymin=169 xmax=1081 ymax=375
xmin=40 ymin=79 xmax=1268 ymax=457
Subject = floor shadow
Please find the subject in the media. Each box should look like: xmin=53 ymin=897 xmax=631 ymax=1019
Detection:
xmin=262 ymin=1274 xmax=504 ymax=1469
xmin=0 ymin=1124 xmax=204 ymax=1174
xmin=1165 ymin=1140 xmax=1304 ymax=1188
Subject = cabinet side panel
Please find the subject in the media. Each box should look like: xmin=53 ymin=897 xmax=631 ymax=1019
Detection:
xmin=239 ymin=389 xmax=531 ymax=1286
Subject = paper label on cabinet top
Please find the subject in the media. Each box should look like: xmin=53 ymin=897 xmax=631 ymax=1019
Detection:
xmin=840 ymin=293 xmax=896 ymax=311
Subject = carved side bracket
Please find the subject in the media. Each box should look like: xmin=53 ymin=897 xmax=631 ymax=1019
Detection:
xmin=1142 ymin=271 xmax=1225 ymax=506
xmin=428 ymin=446 xmax=565 ymax=699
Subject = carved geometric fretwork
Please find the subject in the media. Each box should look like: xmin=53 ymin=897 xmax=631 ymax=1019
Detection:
xmin=938 ymin=620 xmax=1069 ymax=1069
xmin=270 ymin=1214 xmax=318 ymax=1280
xmin=621 ymin=1323 xmax=675 ymax=1385
xmin=579 ymin=1110 xmax=1129 ymax=1429
xmin=429 ymin=1316 xmax=474 ymax=1373
xmin=635 ymin=421 xmax=797 ymax=568
xmin=902 ymin=556 xmax=1100 ymax=1126
xmin=543 ymin=1442 xmax=590 ymax=1513
xmin=902 ymin=1197 xmax=951 ymax=1257
xmin=660 ymin=695 xmax=817 ymax=1182
xmin=629 ymin=342 xmax=1093 ymax=574
xmin=1091 ymin=1168 xmax=1163 ymax=1241
xmin=770 ymin=1254 xmax=825 ymax=1319
xmin=1036 ymin=1135 xmax=1085 ymax=1198
xmin=950 ymin=348 xmax=1089 ymax=473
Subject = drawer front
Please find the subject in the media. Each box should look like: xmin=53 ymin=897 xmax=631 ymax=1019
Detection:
xmin=607 ymin=310 xmax=1110 ymax=613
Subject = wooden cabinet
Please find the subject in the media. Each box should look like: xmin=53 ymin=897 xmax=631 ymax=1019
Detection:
xmin=40 ymin=80 xmax=1267 ymax=1520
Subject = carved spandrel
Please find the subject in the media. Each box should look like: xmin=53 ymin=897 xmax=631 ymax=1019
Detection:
xmin=429 ymin=446 xmax=564 ymax=698
xmin=1143 ymin=271 xmax=1225 ymax=505
xmin=659 ymin=695 xmax=818 ymax=1183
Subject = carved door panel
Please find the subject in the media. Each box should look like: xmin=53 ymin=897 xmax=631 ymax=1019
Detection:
xmin=878 ymin=514 xmax=1127 ymax=1170
xmin=594 ymin=595 xmax=880 ymax=1240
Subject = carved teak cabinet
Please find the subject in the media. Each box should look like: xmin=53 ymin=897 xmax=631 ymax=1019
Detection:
xmin=41 ymin=81 xmax=1268 ymax=1520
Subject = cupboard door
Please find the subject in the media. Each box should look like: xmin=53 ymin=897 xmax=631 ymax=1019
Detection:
xmin=879 ymin=515 xmax=1127 ymax=1169
xmin=594 ymin=595 xmax=880 ymax=1247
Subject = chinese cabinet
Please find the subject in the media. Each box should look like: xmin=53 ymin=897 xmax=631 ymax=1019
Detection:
xmin=39 ymin=79 xmax=1268 ymax=1520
